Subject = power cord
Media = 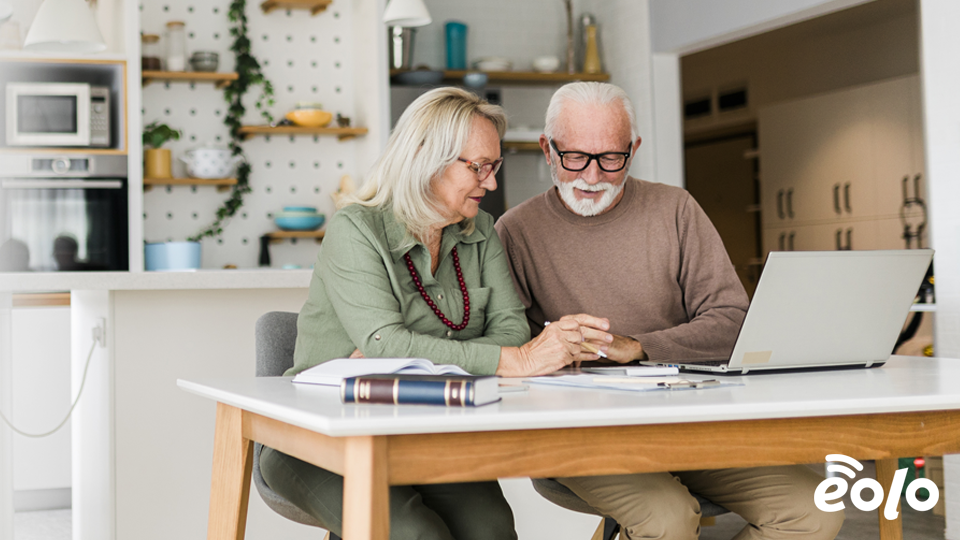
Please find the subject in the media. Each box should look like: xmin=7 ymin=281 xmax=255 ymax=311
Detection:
xmin=0 ymin=338 xmax=98 ymax=439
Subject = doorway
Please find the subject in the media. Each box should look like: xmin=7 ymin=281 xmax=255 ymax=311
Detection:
xmin=684 ymin=132 xmax=760 ymax=297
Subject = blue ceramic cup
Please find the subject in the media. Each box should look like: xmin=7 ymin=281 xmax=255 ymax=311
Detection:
xmin=445 ymin=21 xmax=468 ymax=70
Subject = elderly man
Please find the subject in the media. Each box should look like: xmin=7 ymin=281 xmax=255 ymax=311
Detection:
xmin=494 ymin=82 xmax=843 ymax=540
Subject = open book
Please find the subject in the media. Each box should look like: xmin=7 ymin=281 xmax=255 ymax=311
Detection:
xmin=291 ymin=357 xmax=470 ymax=387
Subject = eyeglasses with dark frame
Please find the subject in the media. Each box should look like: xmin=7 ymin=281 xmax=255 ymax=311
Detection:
xmin=549 ymin=139 xmax=632 ymax=172
xmin=457 ymin=157 xmax=504 ymax=181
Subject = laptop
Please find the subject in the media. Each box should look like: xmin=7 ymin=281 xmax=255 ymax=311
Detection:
xmin=640 ymin=249 xmax=934 ymax=375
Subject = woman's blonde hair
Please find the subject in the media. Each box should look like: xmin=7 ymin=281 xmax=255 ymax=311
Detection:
xmin=341 ymin=87 xmax=506 ymax=247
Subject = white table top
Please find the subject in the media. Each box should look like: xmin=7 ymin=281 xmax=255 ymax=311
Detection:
xmin=177 ymin=356 xmax=960 ymax=437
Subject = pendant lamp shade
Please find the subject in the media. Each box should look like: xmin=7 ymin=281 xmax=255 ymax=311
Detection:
xmin=24 ymin=0 xmax=106 ymax=53
xmin=383 ymin=0 xmax=431 ymax=27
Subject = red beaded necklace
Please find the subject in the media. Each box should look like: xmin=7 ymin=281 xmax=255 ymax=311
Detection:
xmin=404 ymin=246 xmax=470 ymax=331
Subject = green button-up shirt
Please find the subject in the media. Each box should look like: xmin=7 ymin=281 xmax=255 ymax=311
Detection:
xmin=289 ymin=204 xmax=530 ymax=376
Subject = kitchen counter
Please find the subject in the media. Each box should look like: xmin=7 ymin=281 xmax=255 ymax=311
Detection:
xmin=1 ymin=271 xmax=313 ymax=540
xmin=0 ymin=269 xmax=313 ymax=292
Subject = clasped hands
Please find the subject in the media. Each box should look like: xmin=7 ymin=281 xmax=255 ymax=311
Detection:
xmin=496 ymin=314 xmax=646 ymax=377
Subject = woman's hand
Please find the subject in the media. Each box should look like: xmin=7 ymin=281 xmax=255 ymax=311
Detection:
xmin=496 ymin=316 xmax=608 ymax=377
xmin=558 ymin=314 xmax=614 ymax=359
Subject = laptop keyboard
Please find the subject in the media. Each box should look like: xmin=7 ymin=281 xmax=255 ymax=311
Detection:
xmin=677 ymin=359 xmax=729 ymax=366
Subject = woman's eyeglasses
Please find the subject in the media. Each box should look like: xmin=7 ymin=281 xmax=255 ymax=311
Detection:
xmin=458 ymin=157 xmax=504 ymax=181
xmin=549 ymin=139 xmax=631 ymax=172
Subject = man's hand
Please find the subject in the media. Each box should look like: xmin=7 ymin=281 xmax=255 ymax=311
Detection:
xmin=604 ymin=334 xmax=647 ymax=363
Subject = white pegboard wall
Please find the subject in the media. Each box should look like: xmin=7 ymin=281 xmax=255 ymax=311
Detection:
xmin=140 ymin=0 xmax=358 ymax=270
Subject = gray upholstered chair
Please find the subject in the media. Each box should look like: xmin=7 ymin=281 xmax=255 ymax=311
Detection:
xmin=254 ymin=311 xmax=341 ymax=540
xmin=533 ymin=478 xmax=730 ymax=540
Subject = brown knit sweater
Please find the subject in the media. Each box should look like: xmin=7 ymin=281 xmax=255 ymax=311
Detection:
xmin=494 ymin=178 xmax=749 ymax=360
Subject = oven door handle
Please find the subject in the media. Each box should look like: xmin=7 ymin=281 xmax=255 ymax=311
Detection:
xmin=1 ymin=179 xmax=123 ymax=189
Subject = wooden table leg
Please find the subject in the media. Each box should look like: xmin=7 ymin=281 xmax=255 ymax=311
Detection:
xmin=876 ymin=458 xmax=904 ymax=540
xmin=207 ymin=403 xmax=254 ymax=540
xmin=343 ymin=436 xmax=390 ymax=540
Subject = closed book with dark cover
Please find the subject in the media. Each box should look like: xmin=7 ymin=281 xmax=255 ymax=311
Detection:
xmin=340 ymin=374 xmax=500 ymax=407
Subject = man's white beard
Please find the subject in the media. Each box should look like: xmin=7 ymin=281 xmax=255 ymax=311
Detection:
xmin=550 ymin=164 xmax=624 ymax=217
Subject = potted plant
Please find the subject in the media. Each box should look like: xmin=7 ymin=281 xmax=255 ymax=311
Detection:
xmin=143 ymin=121 xmax=182 ymax=179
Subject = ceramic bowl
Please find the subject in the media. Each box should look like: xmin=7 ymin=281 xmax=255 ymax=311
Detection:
xmin=473 ymin=57 xmax=512 ymax=72
xmin=285 ymin=109 xmax=333 ymax=128
xmin=462 ymin=72 xmax=489 ymax=88
xmin=179 ymin=147 xmax=243 ymax=179
xmin=145 ymin=241 xmax=201 ymax=271
xmin=190 ymin=51 xmax=219 ymax=72
xmin=283 ymin=205 xmax=317 ymax=213
xmin=532 ymin=56 xmax=560 ymax=73
xmin=275 ymin=214 xmax=325 ymax=231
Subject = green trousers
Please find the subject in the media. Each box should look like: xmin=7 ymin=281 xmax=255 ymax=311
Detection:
xmin=260 ymin=446 xmax=518 ymax=540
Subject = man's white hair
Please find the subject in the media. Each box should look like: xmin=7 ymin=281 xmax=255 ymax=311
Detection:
xmin=544 ymin=82 xmax=637 ymax=142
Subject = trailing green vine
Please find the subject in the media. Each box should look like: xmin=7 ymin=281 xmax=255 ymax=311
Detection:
xmin=189 ymin=0 xmax=275 ymax=242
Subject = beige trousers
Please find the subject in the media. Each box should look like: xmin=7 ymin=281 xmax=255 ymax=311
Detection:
xmin=558 ymin=465 xmax=844 ymax=540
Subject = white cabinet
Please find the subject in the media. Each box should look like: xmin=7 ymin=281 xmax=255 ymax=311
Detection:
xmin=12 ymin=306 xmax=72 ymax=510
xmin=758 ymin=75 xmax=925 ymax=254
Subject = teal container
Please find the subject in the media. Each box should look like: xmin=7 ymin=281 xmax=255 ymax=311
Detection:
xmin=445 ymin=21 xmax=467 ymax=70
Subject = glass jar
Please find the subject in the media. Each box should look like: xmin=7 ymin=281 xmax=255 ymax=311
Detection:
xmin=141 ymin=34 xmax=162 ymax=71
xmin=164 ymin=21 xmax=187 ymax=72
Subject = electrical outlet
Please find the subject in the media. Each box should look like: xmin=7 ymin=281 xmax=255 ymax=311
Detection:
xmin=92 ymin=318 xmax=106 ymax=348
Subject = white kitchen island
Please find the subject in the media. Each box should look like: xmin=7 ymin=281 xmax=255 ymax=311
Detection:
xmin=0 ymin=271 xmax=601 ymax=540
xmin=0 ymin=270 xmax=316 ymax=540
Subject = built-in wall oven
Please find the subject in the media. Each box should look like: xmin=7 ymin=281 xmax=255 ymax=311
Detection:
xmin=0 ymin=153 xmax=128 ymax=272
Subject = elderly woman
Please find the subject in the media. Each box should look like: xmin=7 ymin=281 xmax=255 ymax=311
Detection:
xmin=260 ymin=87 xmax=612 ymax=539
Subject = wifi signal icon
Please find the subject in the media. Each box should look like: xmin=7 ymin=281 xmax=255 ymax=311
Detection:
xmin=825 ymin=454 xmax=864 ymax=479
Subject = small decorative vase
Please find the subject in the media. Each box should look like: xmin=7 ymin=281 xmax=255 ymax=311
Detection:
xmin=144 ymin=148 xmax=172 ymax=179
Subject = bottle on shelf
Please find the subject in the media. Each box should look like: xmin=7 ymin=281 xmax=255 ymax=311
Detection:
xmin=141 ymin=33 xmax=162 ymax=71
xmin=581 ymin=13 xmax=602 ymax=74
xmin=165 ymin=21 xmax=187 ymax=72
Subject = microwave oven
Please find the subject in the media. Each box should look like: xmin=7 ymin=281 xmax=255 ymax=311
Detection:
xmin=5 ymin=82 xmax=110 ymax=147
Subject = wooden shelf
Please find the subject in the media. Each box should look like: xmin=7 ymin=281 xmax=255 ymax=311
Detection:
xmin=266 ymin=230 xmax=325 ymax=244
xmin=238 ymin=125 xmax=368 ymax=141
xmin=143 ymin=177 xmax=238 ymax=192
xmin=503 ymin=141 xmax=542 ymax=153
xmin=261 ymin=0 xmax=332 ymax=15
xmin=142 ymin=70 xmax=239 ymax=89
xmin=390 ymin=69 xmax=610 ymax=85
xmin=13 ymin=292 xmax=70 ymax=308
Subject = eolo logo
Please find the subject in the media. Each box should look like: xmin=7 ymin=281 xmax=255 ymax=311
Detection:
xmin=814 ymin=454 xmax=939 ymax=518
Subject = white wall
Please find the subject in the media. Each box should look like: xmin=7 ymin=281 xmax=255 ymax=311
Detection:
xmin=918 ymin=0 xmax=960 ymax=536
xmin=649 ymin=0 xmax=873 ymax=53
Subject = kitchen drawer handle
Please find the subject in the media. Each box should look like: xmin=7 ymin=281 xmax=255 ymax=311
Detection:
xmin=833 ymin=184 xmax=841 ymax=214
xmin=843 ymin=182 xmax=852 ymax=213
xmin=914 ymin=173 xmax=922 ymax=201
xmin=902 ymin=175 xmax=910 ymax=204
xmin=776 ymin=190 xmax=785 ymax=219
xmin=1 ymin=179 xmax=123 ymax=189
xmin=846 ymin=228 xmax=853 ymax=250
xmin=788 ymin=231 xmax=795 ymax=251
xmin=836 ymin=229 xmax=843 ymax=251
xmin=786 ymin=188 xmax=794 ymax=218
xmin=779 ymin=232 xmax=786 ymax=251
